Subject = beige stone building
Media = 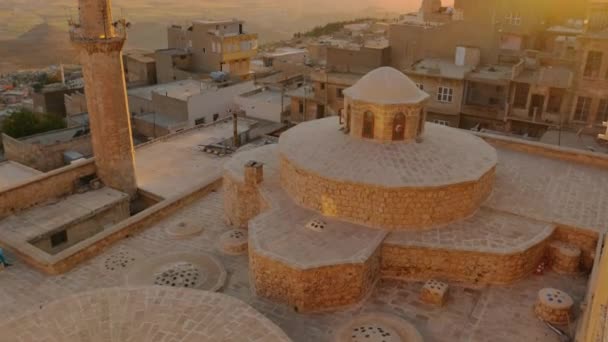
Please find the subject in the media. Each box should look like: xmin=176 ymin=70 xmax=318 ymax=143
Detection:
xmin=387 ymin=0 xmax=595 ymax=138
xmin=122 ymin=49 xmax=157 ymax=87
xmin=156 ymin=19 xmax=258 ymax=81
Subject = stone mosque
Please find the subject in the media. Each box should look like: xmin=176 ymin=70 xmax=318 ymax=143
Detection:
xmin=224 ymin=66 xmax=503 ymax=312
xmin=3 ymin=0 xmax=608 ymax=341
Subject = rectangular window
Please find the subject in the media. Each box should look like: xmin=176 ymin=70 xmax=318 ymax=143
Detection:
xmin=50 ymin=230 xmax=68 ymax=248
xmin=195 ymin=117 xmax=206 ymax=125
xmin=506 ymin=12 xmax=521 ymax=25
xmin=584 ymin=51 xmax=603 ymax=78
xmin=416 ymin=83 xmax=424 ymax=90
xmin=437 ymin=87 xmax=453 ymax=103
xmin=320 ymin=83 xmax=326 ymax=90
xmin=597 ymin=99 xmax=608 ymax=124
xmin=298 ymin=101 xmax=304 ymax=113
xmin=513 ymin=83 xmax=530 ymax=109
xmin=336 ymin=88 xmax=344 ymax=98
xmin=574 ymin=96 xmax=592 ymax=122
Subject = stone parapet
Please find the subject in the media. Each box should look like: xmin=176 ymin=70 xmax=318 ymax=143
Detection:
xmin=381 ymin=239 xmax=548 ymax=284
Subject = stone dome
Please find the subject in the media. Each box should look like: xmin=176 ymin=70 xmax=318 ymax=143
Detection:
xmin=343 ymin=67 xmax=429 ymax=105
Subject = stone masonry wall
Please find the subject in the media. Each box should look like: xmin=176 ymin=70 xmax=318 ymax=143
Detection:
xmin=381 ymin=239 xmax=548 ymax=285
xmin=250 ymin=246 xmax=382 ymax=312
xmin=348 ymin=100 xmax=426 ymax=143
xmin=0 ymin=160 xmax=97 ymax=219
xmin=3 ymin=133 xmax=92 ymax=172
xmin=551 ymin=225 xmax=600 ymax=272
xmin=280 ymin=155 xmax=495 ymax=230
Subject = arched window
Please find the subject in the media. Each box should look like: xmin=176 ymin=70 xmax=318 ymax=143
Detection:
xmin=392 ymin=112 xmax=406 ymax=140
xmin=362 ymin=111 xmax=374 ymax=139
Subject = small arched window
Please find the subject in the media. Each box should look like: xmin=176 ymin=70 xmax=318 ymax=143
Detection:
xmin=363 ymin=111 xmax=374 ymax=139
xmin=393 ymin=112 xmax=406 ymax=140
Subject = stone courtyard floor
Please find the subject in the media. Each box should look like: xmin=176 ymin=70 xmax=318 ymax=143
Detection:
xmin=0 ymin=190 xmax=588 ymax=342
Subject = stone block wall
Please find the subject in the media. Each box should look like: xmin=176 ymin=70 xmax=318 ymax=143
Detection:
xmin=381 ymin=240 xmax=548 ymax=284
xmin=0 ymin=160 xmax=97 ymax=219
xmin=347 ymin=100 xmax=426 ymax=142
xmin=250 ymin=247 xmax=382 ymax=312
xmin=3 ymin=133 xmax=93 ymax=172
xmin=280 ymin=155 xmax=495 ymax=230
xmin=30 ymin=196 xmax=130 ymax=255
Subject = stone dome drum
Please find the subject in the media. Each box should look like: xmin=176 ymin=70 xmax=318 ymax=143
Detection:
xmin=342 ymin=67 xmax=430 ymax=143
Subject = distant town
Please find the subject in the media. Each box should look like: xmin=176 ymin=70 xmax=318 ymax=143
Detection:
xmin=1 ymin=0 xmax=607 ymax=169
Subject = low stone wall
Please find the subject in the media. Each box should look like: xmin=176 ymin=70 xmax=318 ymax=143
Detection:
xmin=280 ymin=155 xmax=495 ymax=230
xmin=15 ymin=178 xmax=222 ymax=275
xmin=381 ymin=239 xmax=548 ymax=284
xmin=551 ymin=225 xmax=600 ymax=272
xmin=0 ymin=160 xmax=97 ymax=219
xmin=477 ymin=132 xmax=608 ymax=170
xmin=250 ymin=247 xmax=382 ymax=313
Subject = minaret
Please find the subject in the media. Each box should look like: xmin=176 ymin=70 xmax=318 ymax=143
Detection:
xmin=70 ymin=0 xmax=137 ymax=196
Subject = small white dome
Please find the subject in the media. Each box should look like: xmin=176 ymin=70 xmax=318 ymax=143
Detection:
xmin=343 ymin=67 xmax=430 ymax=105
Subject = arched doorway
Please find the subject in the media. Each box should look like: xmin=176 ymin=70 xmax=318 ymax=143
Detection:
xmin=363 ymin=111 xmax=374 ymax=139
xmin=392 ymin=112 xmax=406 ymax=140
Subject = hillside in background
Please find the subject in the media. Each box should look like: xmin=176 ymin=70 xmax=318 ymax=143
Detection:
xmin=0 ymin=0 xmax=417 ymax=72
xmin=0 ymin=23 xmax=77 ymax=74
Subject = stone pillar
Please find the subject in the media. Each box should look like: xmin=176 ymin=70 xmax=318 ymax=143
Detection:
xmin=71 ymin=0 xmax=138 ymax=196
xmin=548 ymin=241 xmax=581 ymax=274
xmin=244 ymin=161 xmax=264 ymax=185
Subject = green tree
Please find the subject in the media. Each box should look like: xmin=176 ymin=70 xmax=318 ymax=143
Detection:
xmin=2 ymin=109 xmax=66 ymax=138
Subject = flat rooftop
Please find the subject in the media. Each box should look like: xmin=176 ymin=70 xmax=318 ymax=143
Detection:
xmin=133 ymin=112 xmax=185 ymax=128
xmin=239 ymin=87 xmax=287 ymax=105
xmin=263 ymin=47 xmax=307 ymax=57
xmin=135 ymin=119 xmax=256 ymax=198
xmin=408 ymin=58 xmax=474 ymax=80
xmin=0 ymin=161 xmax=42 ymax=190
xmin=466 ymin=65 xmax=513 ymax=85
xmin=0 ymin=187 xmax=127 ymax=245
xmin=128 ymin=79 xmax=215 ymax=101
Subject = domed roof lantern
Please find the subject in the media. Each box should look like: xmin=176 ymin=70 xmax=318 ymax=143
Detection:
xmin=343 ymin=67 xmax=429 ymax=105
xmin=342 ymin=67 xmax=430 ymax=143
